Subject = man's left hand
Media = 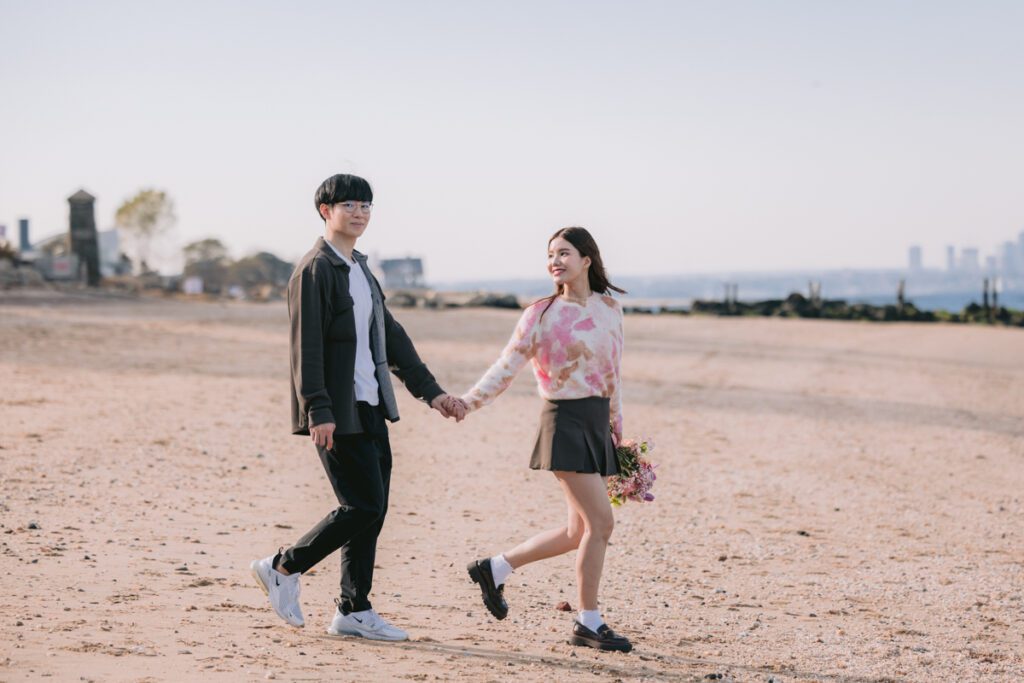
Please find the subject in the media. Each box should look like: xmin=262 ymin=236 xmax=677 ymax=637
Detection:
xmin=431 ymin=393 xmax=467 ymax=422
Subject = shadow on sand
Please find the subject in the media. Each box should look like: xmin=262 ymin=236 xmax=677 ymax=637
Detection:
xmin=315 ymin=634 xmax=904 ymax=683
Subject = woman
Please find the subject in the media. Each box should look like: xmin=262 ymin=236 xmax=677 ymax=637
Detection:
xmin=461 ymin=226 xmax=632 ymax=653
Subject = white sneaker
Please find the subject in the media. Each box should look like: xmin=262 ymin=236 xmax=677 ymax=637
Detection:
xmin=250 ymin=553 xmax=304 ymax=628
xmin=326 ymin=608 xmax=409 ymax=641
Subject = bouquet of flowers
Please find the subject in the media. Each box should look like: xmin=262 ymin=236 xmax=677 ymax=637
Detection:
xmin=607 ymin=436 xmax=657 ymax=507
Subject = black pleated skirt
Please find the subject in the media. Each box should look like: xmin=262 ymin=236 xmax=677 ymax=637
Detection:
xmin=530 ymin=397 xmax=620 ymax=476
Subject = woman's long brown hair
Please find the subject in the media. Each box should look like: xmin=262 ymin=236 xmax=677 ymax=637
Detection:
xmin=538 ymin=226 xmax=626 ymax=319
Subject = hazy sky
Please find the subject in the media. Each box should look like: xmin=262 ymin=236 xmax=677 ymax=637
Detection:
xmin=2 ymin=1 xmax=1022 ymax=281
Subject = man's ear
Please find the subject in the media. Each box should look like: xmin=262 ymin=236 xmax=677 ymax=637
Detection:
xmin=318 ymin=203 xmax=331 ymax=221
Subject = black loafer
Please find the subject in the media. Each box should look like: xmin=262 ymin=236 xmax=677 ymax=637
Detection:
xmin=570 ymin=621 xmax=633 ymax=653
xmin=466 ymin=558 xmax=508 ymax=620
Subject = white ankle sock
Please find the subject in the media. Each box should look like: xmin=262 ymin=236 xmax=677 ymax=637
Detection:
xmin=578 ymin=609 xmax=604 ymax=632
xmin=489 ymin=554 xmax=514 ymax=586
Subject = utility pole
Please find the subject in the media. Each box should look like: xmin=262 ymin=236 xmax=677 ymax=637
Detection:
xmin=723 ymin=282 xmax=738 ymax=314
xmin=808 ymin=281 xmax=822 ymax=307
xmin=982 ymin=278 xmax=991 ymax=322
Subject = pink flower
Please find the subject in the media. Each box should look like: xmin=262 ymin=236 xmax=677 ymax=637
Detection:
xmin=606 ymin=436 xmax=658 ymax=506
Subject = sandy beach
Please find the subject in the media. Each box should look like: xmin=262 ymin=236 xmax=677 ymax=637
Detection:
xmin=1 ymin=292 xmax=1022 ymax=682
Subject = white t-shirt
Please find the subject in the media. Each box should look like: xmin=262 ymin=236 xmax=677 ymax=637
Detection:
xmin=326 ymin=240 xmax=380 ymax=406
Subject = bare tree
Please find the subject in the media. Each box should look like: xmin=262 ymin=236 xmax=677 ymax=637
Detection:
xmin=115 ymin=189 xmax=176 ymax=273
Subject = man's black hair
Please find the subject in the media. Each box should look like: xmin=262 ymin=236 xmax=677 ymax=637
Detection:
xmin=314 ymin=174 xmax=373 ymax=219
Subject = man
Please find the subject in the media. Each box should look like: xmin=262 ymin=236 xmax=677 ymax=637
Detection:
xmin=251 ymin=173 xmax=464 ymax=641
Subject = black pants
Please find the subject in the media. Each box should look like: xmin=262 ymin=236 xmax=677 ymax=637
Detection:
xmin=279 ymin=402 xmax=391 ymax=614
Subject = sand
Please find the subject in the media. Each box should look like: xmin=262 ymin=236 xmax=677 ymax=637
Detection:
xmin=1 ymin=291 xmax=1022 ymax=682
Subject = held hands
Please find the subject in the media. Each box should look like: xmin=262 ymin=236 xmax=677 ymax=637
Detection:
xmin=431 ymin=393 xmax=468 ymax=422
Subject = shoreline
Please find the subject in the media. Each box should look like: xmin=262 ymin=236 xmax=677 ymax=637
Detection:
xmin=3 ymin=285 xmax=1022 ymax=329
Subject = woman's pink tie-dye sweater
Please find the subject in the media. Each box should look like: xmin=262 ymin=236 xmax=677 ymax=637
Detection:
xmin=462 ymin=293 xmax=624 ymax=439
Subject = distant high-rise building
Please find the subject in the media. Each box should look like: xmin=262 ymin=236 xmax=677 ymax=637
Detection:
xmin=946 ymin=245 xmax=956 ymax=271
xmin=1000 ymin=241 xmax=1018 ymax=275
xmin=908 ymin=245 xmax=923 ymax=271
xmin=985 ymin=255 xmax=998 ymax=273
xmin=959 ymin=247 xmax=980 ymax=272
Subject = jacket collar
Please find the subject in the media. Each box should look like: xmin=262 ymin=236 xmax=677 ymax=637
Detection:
xmin=315 ymin=237 xmax=368 ymax=270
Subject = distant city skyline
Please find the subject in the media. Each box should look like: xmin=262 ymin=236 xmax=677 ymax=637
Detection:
xmin=2 ymin=1 xmax=1023 ymax=281
xmin=908 ymin=229 xmax=1024 ymax=276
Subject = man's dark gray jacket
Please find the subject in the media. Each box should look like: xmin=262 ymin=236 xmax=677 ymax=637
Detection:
xmin=289 ymin=237 xmax=444 ymax=435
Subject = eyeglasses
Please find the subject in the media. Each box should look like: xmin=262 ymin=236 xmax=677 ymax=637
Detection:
xmin=337 ymin=201 xmax=373 ymax=214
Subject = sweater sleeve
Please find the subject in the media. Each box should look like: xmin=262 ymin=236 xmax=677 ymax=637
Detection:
xmin=608 ymin=303 xmax=624 ymax=441
xmin=462 ymin=304 xmax=540 ymax=412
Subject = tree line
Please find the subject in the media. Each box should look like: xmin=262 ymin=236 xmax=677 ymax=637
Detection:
xmin=182 ymin=237 xmax=293 ymax=294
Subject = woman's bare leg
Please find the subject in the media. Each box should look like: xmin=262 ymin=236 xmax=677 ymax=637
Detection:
xmin=553 ymin=471 xmax=614 ymax=611
xmin=503 ymin=498 xmax=584 ymax=569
